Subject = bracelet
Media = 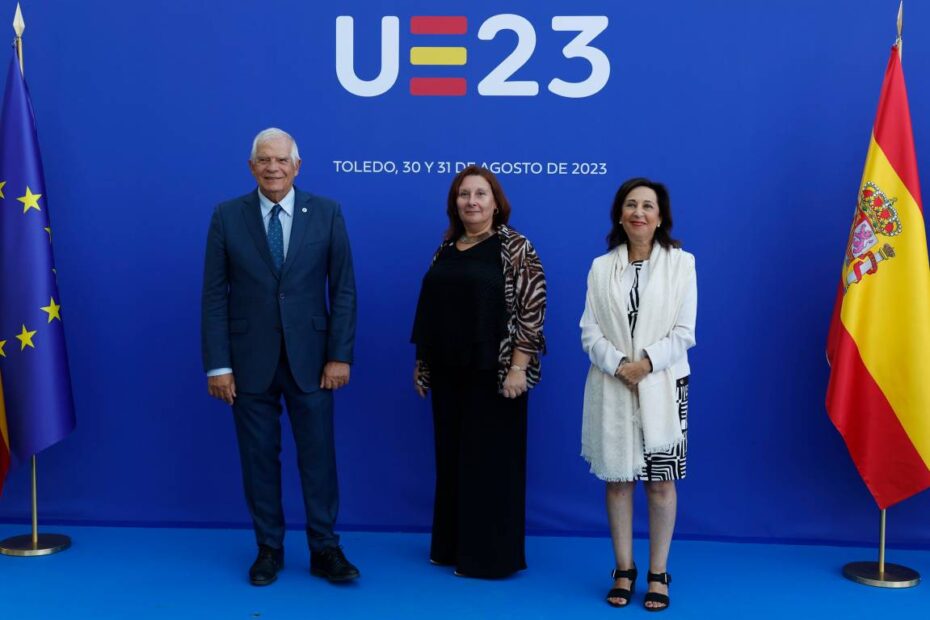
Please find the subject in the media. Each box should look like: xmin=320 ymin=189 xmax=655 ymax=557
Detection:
xmin=510 ymin=364 xmax=526 ymax=372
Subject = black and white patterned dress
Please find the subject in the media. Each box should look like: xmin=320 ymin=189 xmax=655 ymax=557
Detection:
xmin=629 ymin=260 xmax=689 ymax=481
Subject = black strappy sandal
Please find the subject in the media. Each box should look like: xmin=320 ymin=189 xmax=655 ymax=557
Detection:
xmin=644 ymin=571 xmax=671 ymax=612
xmin=606 ymin=566 xmax=638 ymax=607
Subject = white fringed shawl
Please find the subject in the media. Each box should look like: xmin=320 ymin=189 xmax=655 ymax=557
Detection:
xmin=581 ymin=244 xmax=693 ymax=481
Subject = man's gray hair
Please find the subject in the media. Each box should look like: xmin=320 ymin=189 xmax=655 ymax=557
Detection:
xmin=250 ymin=127 xmax=301 ymax=164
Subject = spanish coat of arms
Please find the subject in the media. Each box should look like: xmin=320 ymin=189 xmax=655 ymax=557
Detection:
xmin=843 ymin=181 xmax=902 ymax=292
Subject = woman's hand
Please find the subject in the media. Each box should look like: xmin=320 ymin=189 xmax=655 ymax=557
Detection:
xmin=502 ymin=367 xmax=528 ymax=399
xmin=414 ymin=364 xmax=427 ymax=398
xmin=615 ymin=358 xmax=651 ymax=388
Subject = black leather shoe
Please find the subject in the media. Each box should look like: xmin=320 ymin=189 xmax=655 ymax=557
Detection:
xmin=310 ymin=546 xmax=360 ymax=582
xmin=249 ymin=545 xmax=284 ymax=586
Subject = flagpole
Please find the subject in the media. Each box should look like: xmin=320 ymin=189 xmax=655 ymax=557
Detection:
xmin=878 ymin=508 xmax=886 ymax=573
xmin=30 ymin=455 xmax=37 ymax=546
xmin=13 ymin=2 xmax=22 ymax=74
xmin=0 ymin=3 xmax=71 ymax=559
xmin=896 ymin=0 xmax=903 ymax=58
xmin=839 ymin=6 xmax=918 ymax=588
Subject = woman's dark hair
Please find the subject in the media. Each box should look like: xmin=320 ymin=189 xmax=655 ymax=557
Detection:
xmin=607 ymin=177 xmax=681 ymax=250
xmin=445 ymin=165 xmax=512 ymax=241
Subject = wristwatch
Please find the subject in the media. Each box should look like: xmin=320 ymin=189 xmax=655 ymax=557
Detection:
xmin=615 ymin=358 xmax=628 ymax=377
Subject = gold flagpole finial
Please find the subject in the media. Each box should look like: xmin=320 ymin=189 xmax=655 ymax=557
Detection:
xmin=12 ymin=3 xmax=24 ymax=37
xmin=12 ymin=3 xmax=24 ymax=74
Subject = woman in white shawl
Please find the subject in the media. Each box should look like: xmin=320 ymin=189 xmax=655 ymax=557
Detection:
xmin=580 ymin=178 xmax=696 ymax=611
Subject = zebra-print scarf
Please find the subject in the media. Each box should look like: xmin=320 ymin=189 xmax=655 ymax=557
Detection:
xmin=581 ymin=244 xmax=691 ymax=481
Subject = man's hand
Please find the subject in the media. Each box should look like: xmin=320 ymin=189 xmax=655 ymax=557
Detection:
xmin=321 ymin=361 xmax=351 ymax=390
xmin=208 ymin=372 xmax=237 ymax=405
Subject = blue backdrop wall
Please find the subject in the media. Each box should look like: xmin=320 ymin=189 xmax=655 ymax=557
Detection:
xmin=1 ymin=0 xmax=929 ymax=547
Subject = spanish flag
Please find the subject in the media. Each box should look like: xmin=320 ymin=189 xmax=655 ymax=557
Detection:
xmin=826 ymin=43 xmax=930 ymax=509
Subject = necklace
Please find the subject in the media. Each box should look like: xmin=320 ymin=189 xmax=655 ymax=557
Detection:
xmin=459 ymin=230 xmax=494 ymax=245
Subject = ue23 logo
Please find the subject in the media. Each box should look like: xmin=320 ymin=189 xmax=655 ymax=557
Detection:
xmin=336 ymin=15 xmax=610 ymax=98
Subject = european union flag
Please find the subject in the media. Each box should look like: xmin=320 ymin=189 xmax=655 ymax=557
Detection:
xmin=0 ymin=48 xmax=75 ymax=494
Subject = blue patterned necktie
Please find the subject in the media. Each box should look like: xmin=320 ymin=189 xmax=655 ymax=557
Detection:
xmin=267 ymin=203 xmax=284 ymax=273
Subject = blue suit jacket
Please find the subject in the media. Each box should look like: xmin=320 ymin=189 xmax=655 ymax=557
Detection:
xmin=201 ymin=187 xmax=356 ymax=394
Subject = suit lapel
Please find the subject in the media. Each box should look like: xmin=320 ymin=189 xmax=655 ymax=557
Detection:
xmin=280 ymin=189 xmax=313 ymax=279
xmin=241 ymin=190 xmax=279 ymax=278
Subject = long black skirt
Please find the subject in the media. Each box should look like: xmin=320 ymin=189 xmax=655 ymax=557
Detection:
xmin=429 ymin=366 xmax=528 ymax=578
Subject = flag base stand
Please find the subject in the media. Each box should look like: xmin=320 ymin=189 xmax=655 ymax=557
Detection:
xmin=0 ymin=533 xmax=70 ymax=557
xmin=843 ymin=561 xmax=920 ymax=588
xmin=0 ymin=457 xmax=72 ymax=558
xmin=841 ymin=509 xmax=920 ymax=588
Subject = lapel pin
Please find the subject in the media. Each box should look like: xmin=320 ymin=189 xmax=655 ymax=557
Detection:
xmin=302 ymin=207 xmax=308 ymax=213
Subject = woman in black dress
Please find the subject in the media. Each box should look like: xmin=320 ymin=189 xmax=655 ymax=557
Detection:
xmin=412 ymin=165 xmax=546 ymax=578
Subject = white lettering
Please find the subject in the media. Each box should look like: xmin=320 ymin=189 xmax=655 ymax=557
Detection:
xmin=335 ymin=16 xmax=400 ymax=97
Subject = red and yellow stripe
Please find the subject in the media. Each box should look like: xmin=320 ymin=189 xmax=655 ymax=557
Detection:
xmin=410 ymin=47 xmax=467 ymax=66
xmin=826 ymin=46 xmax=930 ymax=508
xmin=409 ymin=78 xmax=467 ymax=97
xmin=0 ymin=371 xmax=10 ymax=497
xmin=410 ymin=16 xmax=467 ymax=35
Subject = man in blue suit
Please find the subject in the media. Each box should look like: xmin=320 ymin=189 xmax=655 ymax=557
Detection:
xmin=202 ymin=128 xmax=359 ymax=585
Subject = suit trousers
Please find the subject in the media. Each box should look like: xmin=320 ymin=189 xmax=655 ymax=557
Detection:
xmin=232 ymin=348 xmax=339 ymax=552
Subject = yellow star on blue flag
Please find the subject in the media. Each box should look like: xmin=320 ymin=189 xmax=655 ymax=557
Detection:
xmin=15 ymin=324 xmax=36 ymax=350
xmin=17 ymin=185 xmax=41 ymax=213
xmin=40 ymin=297 xmax=61 ymax=323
